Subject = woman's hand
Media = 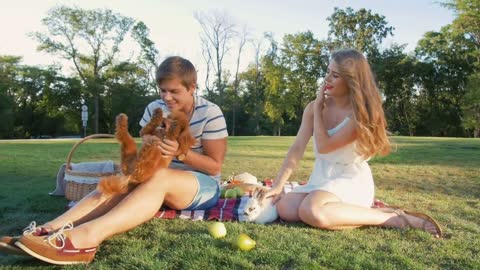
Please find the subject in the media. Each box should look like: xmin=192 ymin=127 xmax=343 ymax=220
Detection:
xmin=258 ymin=185 xmax=283 ymax=204
xmin=142 ymin=134 xmax=180 ymax=158
xmin=314 ymin=81 xmax=327 ymax=113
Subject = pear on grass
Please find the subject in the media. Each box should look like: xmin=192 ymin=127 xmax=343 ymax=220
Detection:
xmin=236 ymin=233 xmax=256 ymax=251
xmin=208 ymin=222 xmax=227 ymax=238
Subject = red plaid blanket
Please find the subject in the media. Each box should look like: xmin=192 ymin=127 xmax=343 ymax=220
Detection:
xmin=154 ymin=181 xmax=387 ymax=221
xmin=67 ymin=180 xmax=387 ymax=220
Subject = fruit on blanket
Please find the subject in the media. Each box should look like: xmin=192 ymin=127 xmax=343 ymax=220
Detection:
xmin=233 ymin=186 xmax=244 ymax=197
xmin=220 ymin=186 xmax=247 ymax=198
xmin=225 ymin=183 xmax=259 ymax=194
xmin=224 ymin=189 xmax=237 ymax=199
xmin=236 ymin=233 xmax=256 ymax=251
xmin=208 ymin=222 xmax=227 ymax=238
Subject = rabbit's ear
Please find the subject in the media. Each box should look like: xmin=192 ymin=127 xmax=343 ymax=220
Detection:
xmin=252 ymin=187 xmax=263 ymax=199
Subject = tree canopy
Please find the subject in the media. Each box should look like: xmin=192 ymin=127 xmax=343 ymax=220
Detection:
xmin=1 ymin=4 xmax=478 ymax=138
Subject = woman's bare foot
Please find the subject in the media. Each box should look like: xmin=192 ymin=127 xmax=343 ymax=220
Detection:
xmin=382 ymin=209 xmax=442 ymax=238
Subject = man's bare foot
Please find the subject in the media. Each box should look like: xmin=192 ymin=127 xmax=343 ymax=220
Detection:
xmin=68 ymin=226 xmax=102 ymax=249
xmin=23 ymin=221 xmax=54 ymax=236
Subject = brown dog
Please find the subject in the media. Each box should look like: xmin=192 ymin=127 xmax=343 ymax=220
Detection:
xmin=98 ymin=108 xmax=195 ymax=196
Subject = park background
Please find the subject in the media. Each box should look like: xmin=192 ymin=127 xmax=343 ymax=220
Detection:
xmin=0 ymin=0 xmax=479 ymax=139
xmin=0 ymin=1 xmax=479 ymax=269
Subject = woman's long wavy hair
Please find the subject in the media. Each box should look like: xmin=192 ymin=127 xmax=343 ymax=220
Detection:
xmin=331 ymin=48 xmax=390 ymax=158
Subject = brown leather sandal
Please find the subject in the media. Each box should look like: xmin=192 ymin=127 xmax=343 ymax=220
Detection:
xmin=391 ymin=209 xmax=443 ymax=238
xmin=403 ymin=210 xmax=443 ymax=238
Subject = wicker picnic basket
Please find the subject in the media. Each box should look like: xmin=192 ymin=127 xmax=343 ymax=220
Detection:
xmin=64 ymin=134 xmax=121 ymax=201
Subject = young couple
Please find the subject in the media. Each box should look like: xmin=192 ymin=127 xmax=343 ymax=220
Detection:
xmin=0 ymin=51 xmax=442 ymax=265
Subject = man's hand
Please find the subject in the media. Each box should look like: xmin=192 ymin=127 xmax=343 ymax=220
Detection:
xmin=142 ymin=134 xmax=160 ymax=146
xmin=142 ymin=134 xmax=179 ymax=158
xmin=158 ymin=138 xmax=179 ymax=158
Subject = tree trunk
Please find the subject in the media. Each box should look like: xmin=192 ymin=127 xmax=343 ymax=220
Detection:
xmin=231 ymin=109 xmax=236 ymax=136
xmin=94 ymin=94 xmax=99 ymax=134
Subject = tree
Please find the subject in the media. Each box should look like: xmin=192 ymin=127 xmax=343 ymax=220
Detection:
xmin=230 ymin=26 xmax=249 ymax=136
xmin=31 ymin=6 xmax=136 ymax=133
xmin=442 ymin=0 xmax=480 ymax=137
xmin=327 ymin=7 xmax=394 ymax=56
xmin=461 ymin=72 xmax=480 ymax=137
xmin=0 ymin=55 xmax=85 ymax=138
xmin=131 ymin=21 xmax=160 ymax=95
xmin=280 ymin=31 xmax=326 ymax=132
xmin=103 ymin=62 xmax=156 ymax=135
xmin=261 ymin=32 xmax=327 ymax=135
xmin=415 ymin=25 xmax=476 ymax=136
xmin=373 ymin=45 xmax=419 ymax=135
xmin=442 ymin=0 xmax=480 ymax=63
xmin=10 ymin=65 xmax=72 ymax=138
xmin=249 ymin=36 xmax=266 ymax=135
xmin=239 ymin=64 xmax=269 ymax=135
xmin=0 ymin=56 xmax=21 ymax=138
xmin=262 ymin=33 xmax=288 ymax=135
xmin=195 ymin=10 xmax=236 ymax=106
xmin=8 ymin=65 xmax=47 ymax=138
xmin=39 ymin=68 xmax=84 ymax=135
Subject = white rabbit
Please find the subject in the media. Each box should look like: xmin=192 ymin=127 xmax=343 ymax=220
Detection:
xmin=242 ymin=188 xmax=279 ymax=224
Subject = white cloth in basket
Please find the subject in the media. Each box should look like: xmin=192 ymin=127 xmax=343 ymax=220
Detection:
xmin=49 ymin=161 xmax=116 ymax=196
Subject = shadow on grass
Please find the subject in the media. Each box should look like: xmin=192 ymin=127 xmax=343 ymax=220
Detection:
xmin=375 ymin=171 xmax=480 ymax=199
xmin=0 ymin=254 xmax=52 ymax=268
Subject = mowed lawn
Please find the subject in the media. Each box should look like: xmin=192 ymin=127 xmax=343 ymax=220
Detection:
xmin=0 ymin=136 xmax=479 ymax=269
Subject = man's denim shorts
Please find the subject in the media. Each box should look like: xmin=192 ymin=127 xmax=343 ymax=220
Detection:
xmin=184 ymin=171 xmax=220 ymax=210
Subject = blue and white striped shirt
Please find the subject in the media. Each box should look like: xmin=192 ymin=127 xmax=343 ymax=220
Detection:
xmin=139 ymin=96 xmax=228 ymax=180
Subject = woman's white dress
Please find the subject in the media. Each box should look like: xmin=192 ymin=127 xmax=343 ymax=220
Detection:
xmin=290 ymin=117 xmax=374 ymax=208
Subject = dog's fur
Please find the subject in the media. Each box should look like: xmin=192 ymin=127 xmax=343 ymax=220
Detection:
xmin=98 ymin=108 xmax=195 ymax=196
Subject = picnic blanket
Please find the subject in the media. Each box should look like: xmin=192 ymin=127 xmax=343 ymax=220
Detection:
xmin=154 ymin=180 xmax=387 ymax=222
xmin=66 ymin=179 xmax=387 ymax=221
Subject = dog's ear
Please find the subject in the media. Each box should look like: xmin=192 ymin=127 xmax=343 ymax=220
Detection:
xmin=140 ymin=108 xmax=163 ymax=136
xmin=177 ymin=116 xmax=195 ymax=154
xmin=166 ymin=111 xmax=194 ymax=154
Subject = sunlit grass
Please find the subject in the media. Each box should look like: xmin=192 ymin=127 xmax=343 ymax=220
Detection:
xmin=0 ymin=136 xmax=479 ymax=269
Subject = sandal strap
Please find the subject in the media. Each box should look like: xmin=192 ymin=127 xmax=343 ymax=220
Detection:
xmin=404 ymin=210 xmax=442 ymax=238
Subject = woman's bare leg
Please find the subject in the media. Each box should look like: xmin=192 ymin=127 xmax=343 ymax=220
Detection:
xmin=276 ymin=193 xmax=307 ymax=222
xmin=299 ymin=190 xmax=440 ymax=235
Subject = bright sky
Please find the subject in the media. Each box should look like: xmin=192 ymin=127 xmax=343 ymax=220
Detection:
xmin=0 ymin=0 xmax=454 ymax=88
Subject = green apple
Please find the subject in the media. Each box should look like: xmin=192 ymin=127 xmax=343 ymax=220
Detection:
xmin=220 ymin=188 xmax=227 ymax=198
xmin=233 ymin=186 xmax=245 ymax=197
xmin=208 ymin=222 xmax=227 ymax=239
xmin=236 ymin=233 xmax=256 ymax=251
xmin=224 ymin=189 xmax=237 ymax=199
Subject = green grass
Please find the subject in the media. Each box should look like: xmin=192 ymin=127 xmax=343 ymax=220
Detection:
xmin=0 ymin=136 xmax=479 ymax=269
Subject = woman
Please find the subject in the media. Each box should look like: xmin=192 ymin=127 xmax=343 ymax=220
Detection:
xmin=262 ymin=49 xmax=442 ymax=237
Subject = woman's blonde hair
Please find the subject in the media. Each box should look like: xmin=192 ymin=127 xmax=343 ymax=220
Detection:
xmin=331 ymin=48 xmax=390 ymax=158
